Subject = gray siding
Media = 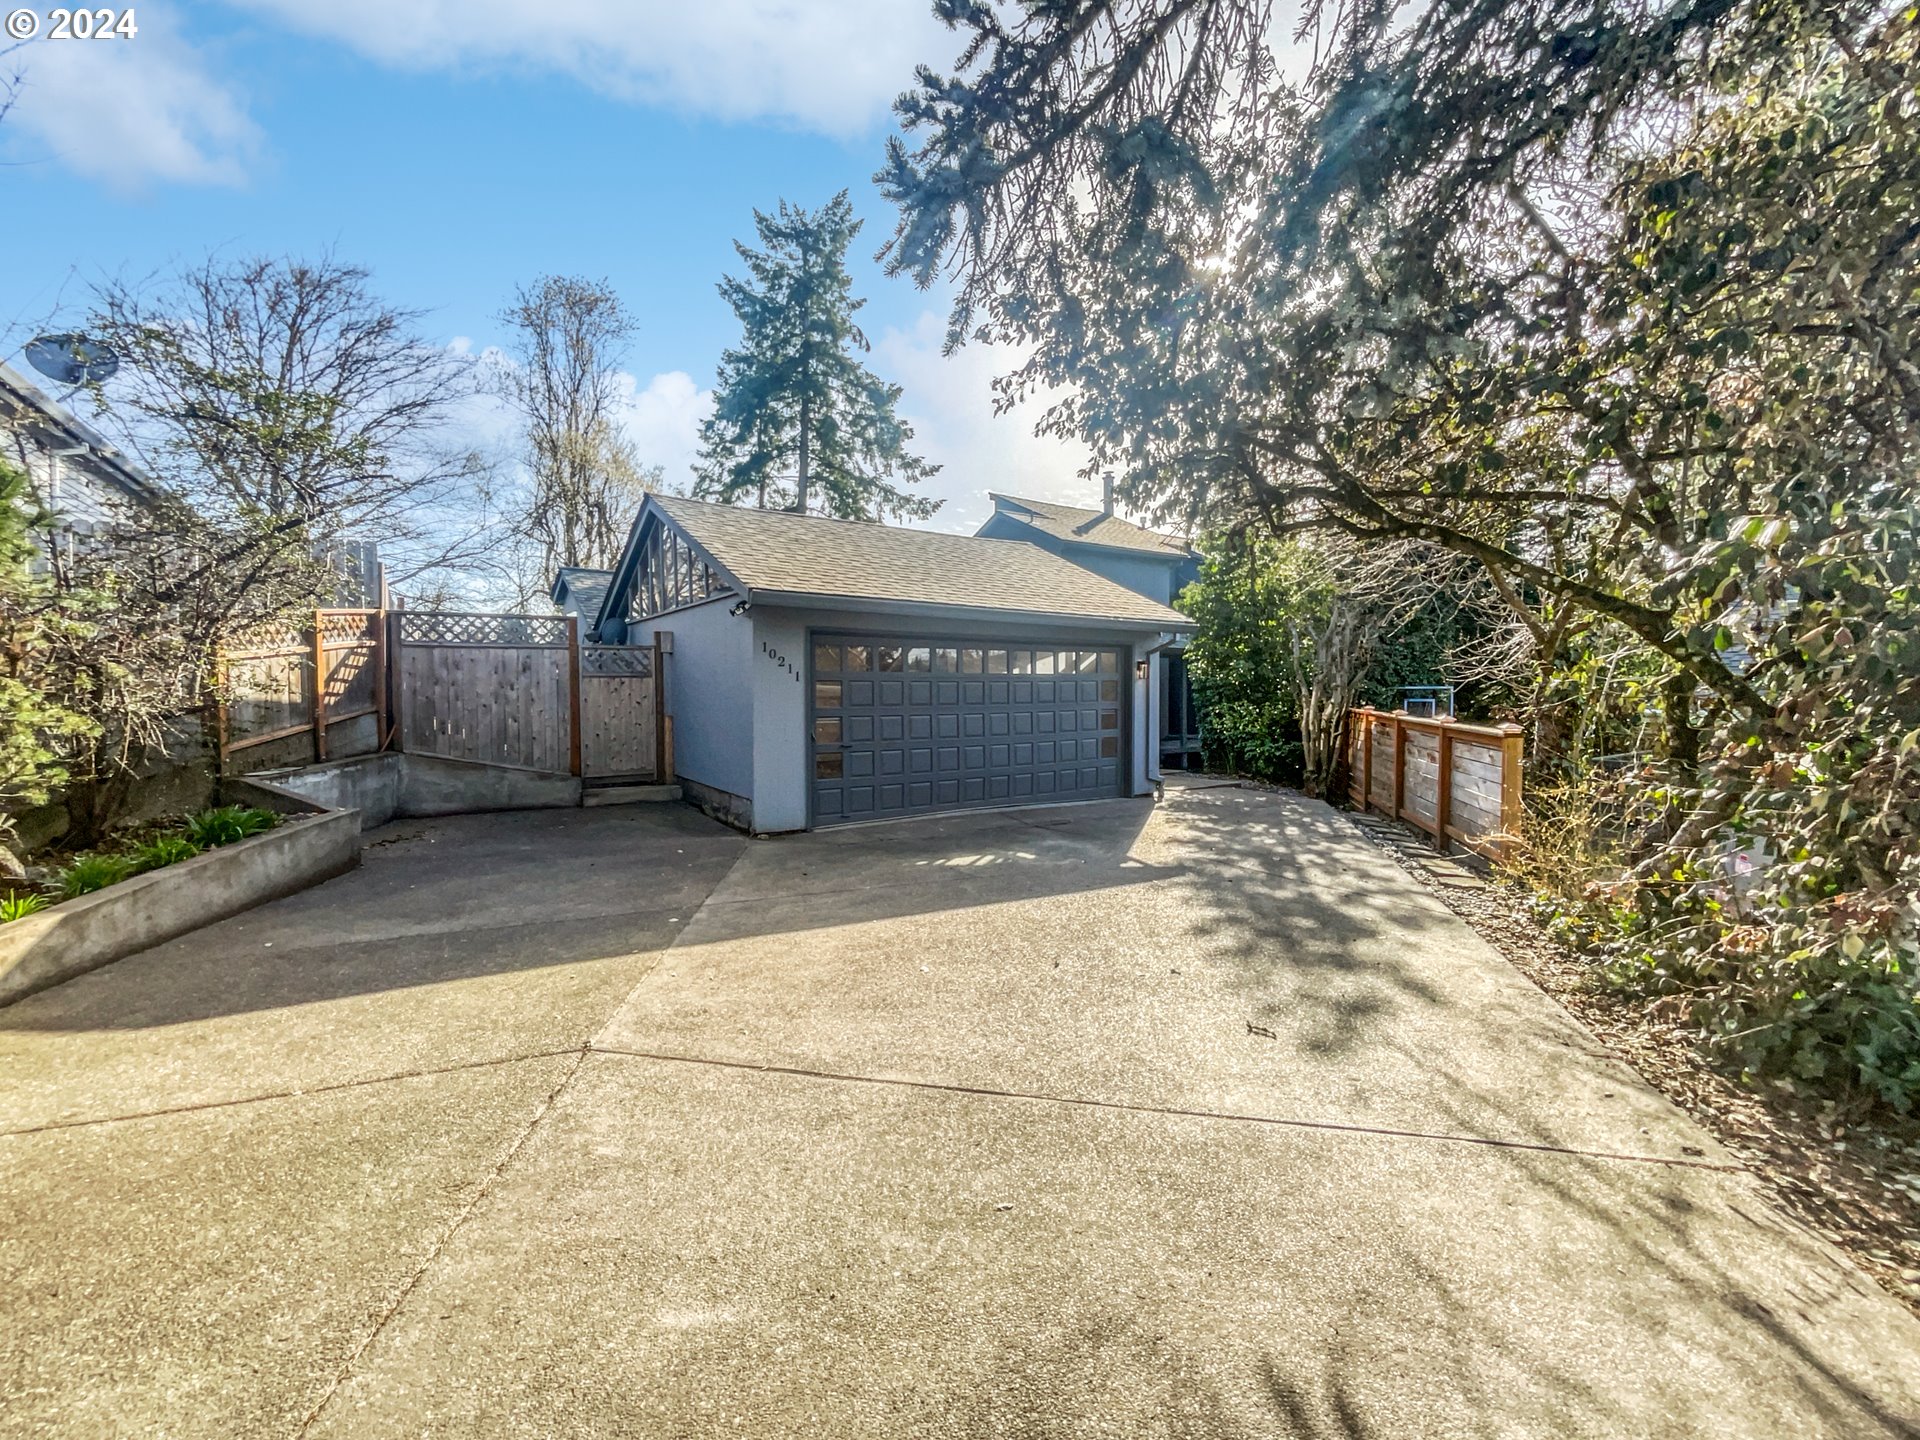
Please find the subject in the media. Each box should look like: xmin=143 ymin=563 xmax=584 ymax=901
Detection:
xmin=975 ymin=511 xmax=1183 ymax=604
xmin=1068 ymin=548 xmax=1179 ymax=605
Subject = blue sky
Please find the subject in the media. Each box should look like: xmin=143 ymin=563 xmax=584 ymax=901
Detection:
xmin=1 ymin=1 xmax=1094 ymax=532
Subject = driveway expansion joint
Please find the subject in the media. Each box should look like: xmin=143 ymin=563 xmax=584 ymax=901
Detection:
xmin=583 ymin=1043 xmax=1747 ymax=1174
xmin=0 ymin=1045 xmax=592 ymax=1139
xmin=293 ymin=1047 xmax=590 ymax=1438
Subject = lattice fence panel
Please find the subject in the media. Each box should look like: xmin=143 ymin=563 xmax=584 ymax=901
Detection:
xmin=581 ymin=645 xmax=654 ymax=678
xmin=400 ymin=611 xmax=570 ymax=647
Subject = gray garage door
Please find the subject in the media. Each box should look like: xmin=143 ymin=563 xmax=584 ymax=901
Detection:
xmin=810 ymin=635 xmax=1128 ymax=826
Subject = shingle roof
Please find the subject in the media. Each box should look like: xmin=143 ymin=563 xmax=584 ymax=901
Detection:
xmin=653 ymin=495 xmax=1188 ymax=629
xmin=551 ymin=566 xmax=613 ymax=621
xmin=987 ymin=493 xmax=1193 ymax=558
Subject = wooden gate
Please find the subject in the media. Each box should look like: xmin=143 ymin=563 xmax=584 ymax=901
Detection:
xmin=578 ymin=644 xmax=660 ymax=781
xmin=391 ymin=611 xmax=662 ymax=780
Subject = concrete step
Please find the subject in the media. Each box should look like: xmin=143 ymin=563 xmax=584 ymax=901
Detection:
xmin=581 ymin=784 xmax=683 ymax=808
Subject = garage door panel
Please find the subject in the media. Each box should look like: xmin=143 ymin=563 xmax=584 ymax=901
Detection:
xmin=811 ymin=632 xmax=1128 ymax=826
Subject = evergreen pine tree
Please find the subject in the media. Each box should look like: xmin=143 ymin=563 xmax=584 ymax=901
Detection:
xmin=695 ymin=192 xmax=940 ymax=521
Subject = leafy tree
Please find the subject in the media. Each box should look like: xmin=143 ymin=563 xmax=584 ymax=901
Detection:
xmin=883 ymin=4 xmax=1920 ymax=1105
xmin=1184 ymin=534 xmax=1477 ymax=794
xmin=1178 ymin=537 xmax=1309 ymax=784
xmin=0 ymin=463 xmax=95 ymax=873
xmin=496 ymin=275 xmax=655 ymax=578
xmin=696 ymin=192 xmax=941 ymax=521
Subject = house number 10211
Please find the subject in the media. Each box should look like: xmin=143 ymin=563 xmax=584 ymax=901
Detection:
xmin=760 ymin=640 xmax=801 ymax=683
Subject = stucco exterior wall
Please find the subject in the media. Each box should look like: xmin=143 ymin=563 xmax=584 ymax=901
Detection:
xmin=625 ymin=598 xmax=754 ymax=815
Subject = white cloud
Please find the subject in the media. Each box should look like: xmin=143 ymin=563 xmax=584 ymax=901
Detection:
xmin=226 ymin=0 xmax=948 ymax=135
xmin=874 ymin=310 xmax=1097 ymax=534
xmin=615 ymin=369 xmax=712 ymax=483
xmin=466 ymin=316 xmax=1086 ymax=529
xmin=2 ymin=6 xmax=261 ymax=190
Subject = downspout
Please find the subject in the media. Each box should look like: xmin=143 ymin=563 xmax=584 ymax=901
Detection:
xmin=1139 ymin=631 xmax=1181 ymax=789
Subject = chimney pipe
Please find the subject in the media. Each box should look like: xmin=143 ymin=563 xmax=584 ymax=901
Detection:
xmin=1101 ymin=471 xmax=1115 ymax=515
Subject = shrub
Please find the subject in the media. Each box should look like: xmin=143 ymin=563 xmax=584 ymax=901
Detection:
xmin=184 ymin=806 xmax=278 ymax=849
xmin=1 ymin=891 xmax=47 ymax=922
xmin=127 ymin=835 xmax=200 ymax=873
xmin=57 ymin=854 xmax=132 ymax=899
xmin=1198 ymin=698 xmax=1304 ymax=785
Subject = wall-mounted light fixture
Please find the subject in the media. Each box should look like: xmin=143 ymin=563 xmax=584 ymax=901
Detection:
xmin=1136 ymin=659 xmax=1151 ymax=681
xmin=729 ymin=598 xmax=751 ymax=617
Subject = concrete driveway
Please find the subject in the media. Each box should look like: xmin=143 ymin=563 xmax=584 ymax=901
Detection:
xmin=2 ymin=787 xmax=1917 ymax=1438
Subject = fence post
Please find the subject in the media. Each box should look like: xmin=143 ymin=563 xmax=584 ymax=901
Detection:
xmin=1434 ymin=717 xmax=1454 ymax=855
xmin=310 ymin=610 xmax=328 ymax=762
xmin=1390 ymin=711 xmax=1406 ymax=822
xmin=386 ymin=609 xmax=405 ymax=753
xmin=567 ymin=616 xmax=583 ymax=779
xmin=213 ymin=648 xmax=231 ymax=775
xmin=370 ymin=608 xmax=388 ymax=754
xmin=1499 ymin=722 xmax=1525 ymax=846
xmin=1359 ymin=707 xmax=1375 ymax=813
xmin=652 ymin=633 xmax=668 ymax=782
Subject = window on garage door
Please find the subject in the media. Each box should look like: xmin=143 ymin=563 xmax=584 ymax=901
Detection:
xmin=810 ymin=635 xmax=1126 ymax=826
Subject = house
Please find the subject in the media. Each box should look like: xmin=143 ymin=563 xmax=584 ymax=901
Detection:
xmin=0 ymin=361 xmax=162 ymax=558
xmin=974 ymin=486 xmax=1203 ymax=768
xmin=587 ymin=495 xmax=1191 ymax=834
xmin=550 ymin=565 xmax=614 ymax=626
xmin=3 ymin=362 xmax=388 ymax=604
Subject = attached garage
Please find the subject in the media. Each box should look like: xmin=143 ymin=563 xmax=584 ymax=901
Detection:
xmin=591 ymin=495 xmax=1190 ymax=835
xmin=809 ymin=636 xmax=1127 ymax=825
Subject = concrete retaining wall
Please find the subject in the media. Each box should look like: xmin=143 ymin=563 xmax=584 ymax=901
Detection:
xmin=251 ymin=753 xmax=582 ymax=831
xmin=0 ymin=807 xmax=362 ymax=1007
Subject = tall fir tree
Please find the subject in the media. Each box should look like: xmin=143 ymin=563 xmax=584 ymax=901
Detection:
xmin=695 ymin=192 xmax=940 ymax=521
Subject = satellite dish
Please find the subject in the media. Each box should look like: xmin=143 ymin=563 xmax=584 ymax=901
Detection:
xmin=23 ymin=333 xmax=120 ymax=386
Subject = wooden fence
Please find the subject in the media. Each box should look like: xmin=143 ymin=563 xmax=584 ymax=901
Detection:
xmin=1346 ymin=707 xmax=1523 ymax=859
xmin=219 ymin=608 xmax=666 ymax=783
xmin=217 ymin=608 xmax=387 ymax=768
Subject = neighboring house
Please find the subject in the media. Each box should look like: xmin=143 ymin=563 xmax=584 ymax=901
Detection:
xmin=4 ymin=362 xmax=386 ymax=602
xmin=975 ymin=487 xmax=1204 ymax=768
xmin=0 ymin=362 xmax=162 ymax=558
xmin=588 ymin=495 xmax=1191 ymax=834
xmin=550 ymin=566 xmax=614 ymax=626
